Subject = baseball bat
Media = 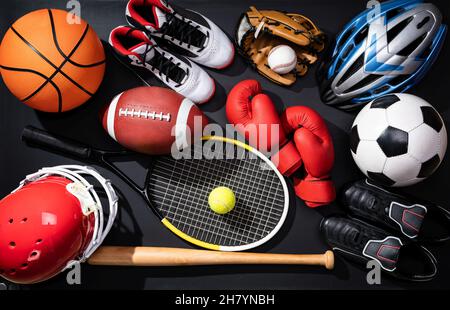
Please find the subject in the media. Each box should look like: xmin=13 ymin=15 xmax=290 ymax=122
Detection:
xmin=88 ymin=247 xmax=334 ymax=270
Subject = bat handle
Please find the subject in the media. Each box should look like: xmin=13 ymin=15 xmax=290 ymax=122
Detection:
xmin=88 ymin=247 xmax=334 ymax=270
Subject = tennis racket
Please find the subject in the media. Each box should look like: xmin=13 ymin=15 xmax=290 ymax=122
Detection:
xmin=22 ymin=126 xmax=289 ymax=251
xmin=88 ymin=247 xmax=334 ymax=270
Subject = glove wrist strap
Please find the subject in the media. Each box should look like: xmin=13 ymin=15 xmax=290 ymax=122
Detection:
xmin=294 ymin=176 xmax=335 ymax=208
xmin=271 ymin=141 xmax=302 ymax=177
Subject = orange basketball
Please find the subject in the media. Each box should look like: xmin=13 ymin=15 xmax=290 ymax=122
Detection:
xmin=0 ymin=9 xmax=106 ymax=112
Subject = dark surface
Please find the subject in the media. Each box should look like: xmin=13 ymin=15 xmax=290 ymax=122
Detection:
xmin=0 ymin=0 xmax=449 ymax=290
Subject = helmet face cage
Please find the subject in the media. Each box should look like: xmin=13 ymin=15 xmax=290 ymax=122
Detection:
xmin=320 ymin=0 xmax=447 ymax=110
xmin=16 ymin=165 xmax=118 ymax=270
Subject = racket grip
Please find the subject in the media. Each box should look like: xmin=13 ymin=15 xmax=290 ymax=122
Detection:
xmin=22 ymin=126 xmax=92 ymax=159
xmin=88 ymin=247 xmax=334 ymax=270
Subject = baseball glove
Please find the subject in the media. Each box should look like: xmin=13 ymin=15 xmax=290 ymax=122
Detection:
xmin=236 ymin=6 xmax=326 ymax=86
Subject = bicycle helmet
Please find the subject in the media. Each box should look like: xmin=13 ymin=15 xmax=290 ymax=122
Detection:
xmin=318 ymin=0 xmax=447 ymax=111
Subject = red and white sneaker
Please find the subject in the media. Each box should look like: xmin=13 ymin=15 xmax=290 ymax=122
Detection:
xmin=109 ymin=26 xmax=215 ymax=104
xmin=126 ymin=0 xmax=235 ymax=69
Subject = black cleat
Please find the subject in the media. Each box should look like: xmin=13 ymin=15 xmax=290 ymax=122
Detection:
xmin=341 ymin=179 xmax=450 ymax=243
xmin=321 ymin=216 xmax=438 ymax=282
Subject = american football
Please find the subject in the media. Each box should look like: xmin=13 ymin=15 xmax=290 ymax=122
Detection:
xmin=102 ymin=86 xmax=209 ymax=155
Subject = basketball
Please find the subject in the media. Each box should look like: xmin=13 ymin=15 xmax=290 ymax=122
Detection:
xmin=0 ymin=9 xmax=106 ymax=112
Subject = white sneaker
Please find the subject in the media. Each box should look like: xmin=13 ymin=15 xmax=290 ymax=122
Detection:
xmin=126 ymin=0 xmax=235 ymax=69
xmin=109 ymin=26 xmax=215 ymax=104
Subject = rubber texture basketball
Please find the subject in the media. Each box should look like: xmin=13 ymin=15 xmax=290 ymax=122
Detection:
xmin=0 ymin=9 xmax=106 ymax=112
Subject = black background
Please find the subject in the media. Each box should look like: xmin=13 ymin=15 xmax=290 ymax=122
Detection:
xmin=0 ymin=0 xmax=449 ymax=290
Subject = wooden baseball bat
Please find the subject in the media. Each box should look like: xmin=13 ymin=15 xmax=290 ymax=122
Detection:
xmin=88 ymin=247 xmax=334 ymax=270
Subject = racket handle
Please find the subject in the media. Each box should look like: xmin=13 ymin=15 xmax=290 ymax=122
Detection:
xmin=88 ymin=247 xmax=334 ymax=270
xmin=22 ymin=126 xmax=92 ymax=159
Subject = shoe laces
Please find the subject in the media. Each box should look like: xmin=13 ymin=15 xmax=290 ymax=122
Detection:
xmin=160 ymin=13 xmax=207 ymax=49
xmin=137 ymin=44 xmax=187 ymax=86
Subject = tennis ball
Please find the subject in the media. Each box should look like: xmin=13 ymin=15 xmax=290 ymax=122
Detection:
xmin=209 ymin=187 xmax=236 ymax=214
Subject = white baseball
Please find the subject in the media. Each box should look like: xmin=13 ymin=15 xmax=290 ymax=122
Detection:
xmin=268 ymin=45 xmax=297 ymax=75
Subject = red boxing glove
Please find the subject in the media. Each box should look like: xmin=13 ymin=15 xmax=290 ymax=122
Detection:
xmin=226 ymin=80 xmax=302 ymax=176
xmin=281 ymin=106 xmax=335 ymax=207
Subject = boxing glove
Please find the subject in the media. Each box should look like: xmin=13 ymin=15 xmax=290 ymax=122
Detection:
xmin=281 ymin=106 xmax=335 ymax=207
xmin=226 ymin=80 xmax=302 ymax=176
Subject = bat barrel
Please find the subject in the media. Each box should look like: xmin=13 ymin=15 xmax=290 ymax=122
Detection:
xmin=88 ymin=247 xmax=334 ymax=270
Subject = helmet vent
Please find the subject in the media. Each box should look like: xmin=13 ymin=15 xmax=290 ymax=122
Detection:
xmin=417 ymin=16 xmax=431 ymax=29
xmin=337 ymin=54 xmax=364 ymax=86
xmin=420 ymin=44 xmax=433 ymax=59
xmin=373 ymin=85 xmax=390 ymax=95
xmin=386 ymin=7 xmax=407 ymax=21
xmin=36 ymin=239 xmax=43 ymax=244
xmin=387 ymin=17 xmax=414 ymax=44
xmin=8 ymin=219 xmax=13 ymax=224
xmin=398 ymin=34 xmax=427 ymax=57
xmin=20 ymin=263 xmax=29 ymax=270
xmin=335 ymin=58 xmax=344 ymax=74
xmin=21 ymin=218 xmax=28 ymax=223
xmin=341 ymin=44 xmax=353 ymax=59
xmin=346 ymin=74 xmax=381 ymax=93
xmin=29 ymin=250 xmax=40 ymax=261
xmin=388 ymin=74 xmax=408 ymax=87
xmin=337 ymin=27 xmax=354 ymax=50
xmin=354 ymin=26 xmax=369 ymax=46
xmin=9 ymin=242 xmax=16 ymax=249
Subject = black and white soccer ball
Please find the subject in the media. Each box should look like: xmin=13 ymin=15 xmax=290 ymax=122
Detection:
xmin=350 ymin=94 xmax=447 ymax=187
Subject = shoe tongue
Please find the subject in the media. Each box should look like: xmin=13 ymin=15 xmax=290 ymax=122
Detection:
xmin=130 ymin=43 xmax=155 ymax=62
xmin=154 ymin=7 xmax=168 ymax=28
xmin=153 ymin=7 xmax=206 ymax=48
xmin=389 ymin=202 xmax=427 ymax=239
xmin=363 ymin=236 xmax=402 ymax=272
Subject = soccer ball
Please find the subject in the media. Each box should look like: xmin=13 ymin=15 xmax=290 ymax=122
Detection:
xmin=350 ymin=94 xmax=447 ymax=187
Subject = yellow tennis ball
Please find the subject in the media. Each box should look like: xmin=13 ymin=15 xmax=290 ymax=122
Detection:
xmin=209 ymin=187 xmax=236 ymax=215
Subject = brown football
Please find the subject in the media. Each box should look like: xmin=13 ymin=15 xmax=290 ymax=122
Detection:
xmin=102 ymin=87 xmax=208 ymax=155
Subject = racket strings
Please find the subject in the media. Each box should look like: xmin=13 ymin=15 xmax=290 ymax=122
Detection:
xmin=151 ymin=159 xmax=285 ymax=219
xmin=150 ymin=159 xmax=283 ymax=241
xmin=147 ymin=141 xmax=286 ymax=247
xmin=152 ymin=161 xmax=283 ymax=245
xmin=152 ymin=158 xmax=284 ymax=230
xmin=151 ymin=158 xmax=284 ymax=244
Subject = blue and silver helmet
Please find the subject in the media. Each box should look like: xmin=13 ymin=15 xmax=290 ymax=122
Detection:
xmin=318 ymin=0 xmax=447 ymax=111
